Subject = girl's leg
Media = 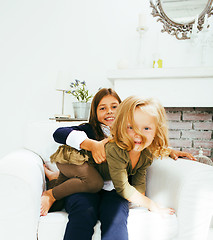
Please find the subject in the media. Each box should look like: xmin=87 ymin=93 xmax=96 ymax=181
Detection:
xmin=63 ymin=192 xmax=99 ymax=240
xmin=43 ymin=164 xmax=59 ymax=191
xmin=40 ymin=162 xmax=103 ymax=216
xmin=43 ymin=164 xmax=60 ymax=207
xmin=53 ymin=162 xmax=104 ymax=199
xmin=44 ymin=164 xmax=59 ymax=181
xmin=41 ymin=172 xmax=68 ymax=215
xmin=99 ymin=190 xmax=129 ymax=240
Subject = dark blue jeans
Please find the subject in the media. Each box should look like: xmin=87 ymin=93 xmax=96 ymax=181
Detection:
xmin=63 ymin=190 xmax=129 ymax=240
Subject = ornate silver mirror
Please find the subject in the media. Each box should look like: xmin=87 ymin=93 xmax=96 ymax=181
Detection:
xmin=150 ymin=0 xmax=213 ymax=40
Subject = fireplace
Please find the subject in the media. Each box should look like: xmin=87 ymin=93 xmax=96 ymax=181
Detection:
xmin=108 ymin=67 xmax=213 ymax=160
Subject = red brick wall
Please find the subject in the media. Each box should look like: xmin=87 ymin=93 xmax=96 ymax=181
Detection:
xmin=165 ymin=107 xmax=213 ymax=160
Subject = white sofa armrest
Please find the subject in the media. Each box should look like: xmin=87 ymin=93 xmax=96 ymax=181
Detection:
xmin=0 ymin=149 xmax=45 ymax=240
xmin=147 ymin=157 xmax=213 ymax=240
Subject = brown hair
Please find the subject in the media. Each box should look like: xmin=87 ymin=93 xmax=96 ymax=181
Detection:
xmin=89 ymin=88 xmax=121 ymax=140
xmin=111 ymin=96 xmax=170 ymax=159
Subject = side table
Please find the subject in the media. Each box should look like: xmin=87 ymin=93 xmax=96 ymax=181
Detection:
xmin=49 ymin=118 xmax=88 ymax=122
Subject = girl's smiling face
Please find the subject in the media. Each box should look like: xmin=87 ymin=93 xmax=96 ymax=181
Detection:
xmin=127 ymin=107 xmax=156 ymax=152
xmin=97 ymin=95 xmax=120 ymax=127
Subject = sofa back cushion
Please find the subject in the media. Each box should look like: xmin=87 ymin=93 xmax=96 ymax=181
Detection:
xmin=23 ymin=121 xmax=85 ymax=171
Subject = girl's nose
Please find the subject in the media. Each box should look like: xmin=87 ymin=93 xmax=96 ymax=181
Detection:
xmin=134 ymin=133 xmax=140 ymax=138
xmin=107 ymin=108 xmax=113 ymax=114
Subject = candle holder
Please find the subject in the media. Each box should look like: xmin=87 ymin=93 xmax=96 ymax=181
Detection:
xmin=190 ymin=14 xmax=211 ymax=66
xmin=136 ymin=26 xmax=147 ymax=68
xmin=136 ymin=26 xmax=147 ymax=37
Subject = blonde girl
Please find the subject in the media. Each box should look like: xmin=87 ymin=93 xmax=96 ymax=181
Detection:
xmin=105 ymin=96 xmax=175 ymax=213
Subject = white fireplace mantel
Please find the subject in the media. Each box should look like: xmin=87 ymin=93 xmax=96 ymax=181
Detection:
xmin=107 ymin=67 xmax=213 ymax=107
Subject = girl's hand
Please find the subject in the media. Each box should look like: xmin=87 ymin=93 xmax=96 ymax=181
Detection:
xmin=169 ymin=149 xmax=197 ymax=161
xmin=91 ymin=138 xmax=109 ymax=164
xmin=153 ymin=207 xmax=175 ymax=216
xmin=149 ymin=202 xmax=175 ymax=215
xmin=128 ymin=191 xmax=175 ymax=216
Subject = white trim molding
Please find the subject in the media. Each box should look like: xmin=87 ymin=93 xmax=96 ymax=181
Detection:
xmin=107 ymin=67 xmax=213 ymax=107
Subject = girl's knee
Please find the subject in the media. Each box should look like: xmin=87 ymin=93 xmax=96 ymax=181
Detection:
xmin=95 ymin=177 xmax=104 ymax=192
xmin=83 ymin=164 xmax=104 ymax=192
xmin=88 ymin=177 xmax=104 ymax=193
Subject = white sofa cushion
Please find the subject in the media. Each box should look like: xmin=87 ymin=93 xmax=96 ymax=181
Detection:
xmin=23 ymin=121 xmax=85 ymax=171
xmin=38 ymin=208 xmax=178 ymax=240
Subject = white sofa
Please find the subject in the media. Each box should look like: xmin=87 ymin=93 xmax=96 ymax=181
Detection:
xmin=0 ymin=121 xmax=213 ymax=240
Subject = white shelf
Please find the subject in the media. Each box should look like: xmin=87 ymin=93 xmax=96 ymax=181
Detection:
xmin=107 ymin=67 xmax=213 ymax=80
xmin=107 ymin=67 xmax=213 ymax=107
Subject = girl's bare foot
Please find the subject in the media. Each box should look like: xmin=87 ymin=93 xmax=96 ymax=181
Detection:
xmin=40 ymin=189 xmax=56 ymax=216
xmin=43 ymin=164 xmax=59 ymax=181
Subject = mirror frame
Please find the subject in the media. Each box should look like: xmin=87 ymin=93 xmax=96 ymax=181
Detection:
xmin=150 ymin=0 xmax=213 ymax=40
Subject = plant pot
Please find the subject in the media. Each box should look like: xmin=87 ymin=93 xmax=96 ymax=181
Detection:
xmin=73 ymin=102 xmax=91 ymax=120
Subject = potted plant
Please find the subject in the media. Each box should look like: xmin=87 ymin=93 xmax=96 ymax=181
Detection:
xmin=66 ymin=80 xmax=93 ymax=119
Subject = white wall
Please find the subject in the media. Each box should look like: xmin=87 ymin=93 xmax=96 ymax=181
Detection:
xmin=0 ymin=0 xmax=213 ymax=158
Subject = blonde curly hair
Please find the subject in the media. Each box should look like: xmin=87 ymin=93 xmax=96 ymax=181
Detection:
xmin=110 ymin=96 xmax=171 ymax=159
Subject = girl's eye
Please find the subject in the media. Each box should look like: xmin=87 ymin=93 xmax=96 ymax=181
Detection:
xmin=128 ymin=126 xmax=133 ymax=130
xmin=112 ymin=105 xmax=118 ymax=109
xmin=144 ymin=127 xmax=150 ymax=130
xmin=99 ymin=107 xmax=105 ymax=111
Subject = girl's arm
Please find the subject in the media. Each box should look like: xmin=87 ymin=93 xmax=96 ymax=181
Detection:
xmin=128 ymin=190 xmax=175 ymax=214
xmin=80 ymin=138 xmax=109 ymax=164
xmin=106 ymin=143 xmax=175 ymax=214
xmin=128 ymin=189 xmax=155 ymax=209
xmin=53 ymin=124 xmax=108 ymax=164
xmin=53 ymin=124 xmax=95 ymax=144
